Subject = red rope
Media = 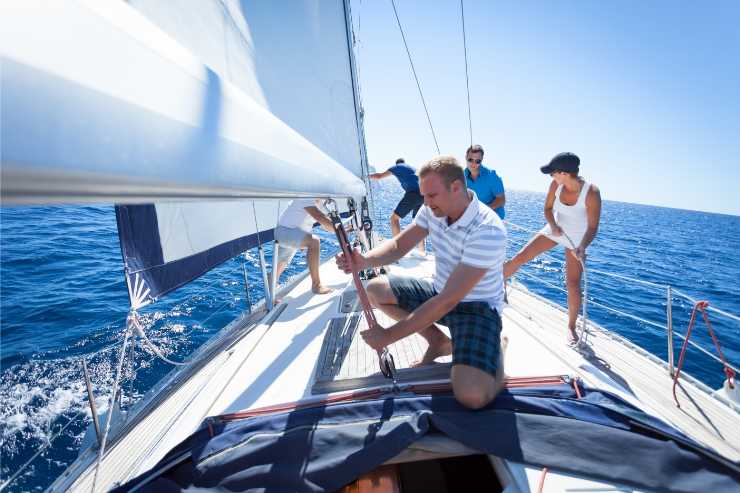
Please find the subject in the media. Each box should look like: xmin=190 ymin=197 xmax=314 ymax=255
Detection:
xmin=672 ymin=301 xmax=736 ymax=407
xmin=215 ymin=375 xmax=571 ymax=422
xmin=571 ymin=377 xmax=583 ymax=399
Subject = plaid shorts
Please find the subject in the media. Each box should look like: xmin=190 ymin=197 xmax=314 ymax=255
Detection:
xmin=388 ymin=274 xmax=502 ymax=376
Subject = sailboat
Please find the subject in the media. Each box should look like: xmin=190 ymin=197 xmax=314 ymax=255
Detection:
xmin=2 ymin=1 xmax=739 ymax=492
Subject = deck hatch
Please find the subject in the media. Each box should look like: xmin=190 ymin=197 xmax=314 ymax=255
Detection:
xmin=312 ymin=314 xmax=451 ymax=394
xmin=338 ymin=289 xmax=362 ymax=313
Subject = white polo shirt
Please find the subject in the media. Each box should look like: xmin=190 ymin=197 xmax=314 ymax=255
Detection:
xmin=413 ymin=191 xmax=507 ymax=311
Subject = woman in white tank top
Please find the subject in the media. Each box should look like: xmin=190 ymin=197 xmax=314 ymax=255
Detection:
xmin=504 ymin=153 xmax=602 ymax=344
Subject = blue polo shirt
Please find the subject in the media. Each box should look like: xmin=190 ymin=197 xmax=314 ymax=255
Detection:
xmin=388 ymin=164 xmax=420 ymax=193
xmin=465 ymin=165 xmax=505 ymax=219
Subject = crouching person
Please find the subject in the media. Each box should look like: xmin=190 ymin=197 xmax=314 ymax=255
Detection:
xmin=336 ymin=156 xmax=507 ymax=409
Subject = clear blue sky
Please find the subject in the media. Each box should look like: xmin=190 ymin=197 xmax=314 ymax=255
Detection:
xmin=351 ymin=0 xmax=740 ymax=216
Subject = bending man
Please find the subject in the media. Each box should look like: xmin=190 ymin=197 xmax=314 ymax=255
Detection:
xmin=275 ymin=199 xmax=338 ymax=295
xmin=338 ymin=156 xmax=507 ymax=409
xmin=369 ymin=158 xmax=425 ymax=255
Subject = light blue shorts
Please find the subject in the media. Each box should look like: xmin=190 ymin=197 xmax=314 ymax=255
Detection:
xmin=274 ymin=226 xmax=309 ymax=264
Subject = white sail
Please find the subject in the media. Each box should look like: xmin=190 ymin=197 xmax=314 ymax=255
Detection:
xmin=0 ymin=0 xmax=367 ymax=203
xmin=127 ymin=0 xmax=368 ymax=179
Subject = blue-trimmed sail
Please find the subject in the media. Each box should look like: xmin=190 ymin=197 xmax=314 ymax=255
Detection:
xmin=116 ymin=201 xmax=280 ymax=305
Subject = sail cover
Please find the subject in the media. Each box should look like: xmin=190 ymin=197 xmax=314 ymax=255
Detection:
xmin=1 ymin=0 xmax=367 ymax=203
xmin=115 ymin=385 xmax=740 ymax=492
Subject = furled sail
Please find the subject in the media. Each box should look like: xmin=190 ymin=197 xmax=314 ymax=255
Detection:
xmin=0 ymin=0 xmax=367 ymax=203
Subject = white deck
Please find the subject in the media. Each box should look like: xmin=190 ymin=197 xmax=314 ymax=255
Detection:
xmin=57 ymin=254 xmax=739 ymax=492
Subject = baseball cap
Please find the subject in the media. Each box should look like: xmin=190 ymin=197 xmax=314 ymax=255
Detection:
xmin=540 ymin=152 xmax=580 ymax=174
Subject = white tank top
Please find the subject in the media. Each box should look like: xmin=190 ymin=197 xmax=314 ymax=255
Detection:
xmin=553 ymin=181 xmax=589 ymax=239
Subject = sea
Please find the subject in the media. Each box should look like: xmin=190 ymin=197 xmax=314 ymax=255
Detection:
xmin=1 ymin=184 xmax=739 ymax=491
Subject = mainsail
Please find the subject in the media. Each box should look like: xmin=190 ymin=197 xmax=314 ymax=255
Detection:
xmin=1 ymin=0 xmax=370 ymax=304
xmin=0 ymin=0 xmax=367 ymax=202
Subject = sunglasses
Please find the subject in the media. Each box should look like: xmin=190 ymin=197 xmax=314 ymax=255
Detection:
xmin=467 ymin=158 xmax=482 ymax=164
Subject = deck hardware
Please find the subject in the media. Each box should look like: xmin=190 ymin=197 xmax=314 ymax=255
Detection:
xmin=270 ymin=241 xmax=280 ymax=306
xmin=82 ymin=358 xmax=102 ymax=447
xmin=252 ymin=202 xmax=272 ymax=310
xmin=330 ymin=211 xmax=396 ymax=381
xmin=242 ymin=254 xmax=253 ymax=313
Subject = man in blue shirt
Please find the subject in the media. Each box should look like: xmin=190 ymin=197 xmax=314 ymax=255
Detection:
xmin=464 ymin=144 xmax=506 ymax=220
xmin=370 ymin=158 xmax=425 ymax=255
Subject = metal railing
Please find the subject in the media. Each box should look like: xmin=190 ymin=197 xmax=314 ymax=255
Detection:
xmin=505 ymin=221 xmax=740 ymax=379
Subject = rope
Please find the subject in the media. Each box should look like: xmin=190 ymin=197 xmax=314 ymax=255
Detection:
xmin=673 ymin=288 xmax=740 ymax=324
xmin=91 ymin=325 xmax=132 ymax=492
xmin=129 ymin=312 xmax=187 ymax=366
xmin=518 ymin=269 xmax=740 ymax=373
xmin=460 ymin=0 xmax=473 ymax=145
xmin=389 ymin=0 xmax=440 ymax=154
xmin=672 ymin=301 xmax=736 ymax=407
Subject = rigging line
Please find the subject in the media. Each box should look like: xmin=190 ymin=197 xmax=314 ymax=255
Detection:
xmin=517 ymin=272 xmax=740 ymax=371
xmin=672 ymin=288 xmax=740 ymax=325
xmin=252 ymin=201 xmax=262 ymax=246
xmin=356 ymin=0 xmax=363 ymax=83
xmin=460 ymin=0 xmax=473 ymax=145
xmin=92 ymin=325 xmax=132 ymax=492
xmin=131 ymin=314 xmax=187 ymax=366
xmin=389 ymin=0 xmax=440 ymax=154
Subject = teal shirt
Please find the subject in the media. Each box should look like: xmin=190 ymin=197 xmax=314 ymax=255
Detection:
xmin=465 ymin=165 xmax=505 ymax=219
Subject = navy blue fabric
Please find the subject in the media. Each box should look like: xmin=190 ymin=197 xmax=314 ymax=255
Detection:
xmin=388 ymin=163 xmax=420 ymax=192
xmin=393 ymin=190 xmax=423 ymax=218
xmin=116 ymin=385 xmax=740 ymax=493
xmin=115 ymin=205 xmax=274 ymax=303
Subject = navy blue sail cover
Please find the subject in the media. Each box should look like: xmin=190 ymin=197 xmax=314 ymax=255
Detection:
xmin=115 ymin=384 xmax=740 ymax=493
xmin=115 ymin=204 xmax=274 ymax=304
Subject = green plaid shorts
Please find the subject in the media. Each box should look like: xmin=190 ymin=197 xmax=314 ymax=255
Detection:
xmin=388 ymin=274 xmax=502 ymax=376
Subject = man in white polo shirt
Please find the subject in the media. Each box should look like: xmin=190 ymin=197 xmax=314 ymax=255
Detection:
xmin=275 ymin=199 xmax=337 ymax=294
xmin=336 ymin=156 xmax=507 ymax=409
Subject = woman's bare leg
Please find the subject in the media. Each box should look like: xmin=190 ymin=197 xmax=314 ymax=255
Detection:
xmin=565 ymin=249 xmax=583 ymax=341
xmin=504 ymin=234 xmax=558 ymax=278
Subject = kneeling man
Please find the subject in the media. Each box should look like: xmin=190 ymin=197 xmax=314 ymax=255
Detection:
xmin=337 ymin=156 xmax=507 ymax=409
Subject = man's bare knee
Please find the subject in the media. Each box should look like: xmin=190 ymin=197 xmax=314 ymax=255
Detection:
xmin=366 ymin=277 xmax=395 ymax=307
xmin=451 ymin=365 xmax=498 ymax=410
xmin=453 ymin=387 xmax=494 ymax=410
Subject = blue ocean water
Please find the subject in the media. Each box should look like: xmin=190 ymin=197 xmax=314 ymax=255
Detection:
xmin=1 ymin=186 xmax=739 ymax=491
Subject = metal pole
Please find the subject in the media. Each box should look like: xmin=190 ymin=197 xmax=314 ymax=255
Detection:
xmin=258 ymin=245 xmax=272 ymax=311
xmin=271 ymin=242 xmax=280 ymax=305
xmin=667 ymin=285 xmax=674 ymax=376
xmin=241 ymin=255 xmax=253 ymax=313
xmin=82 ymin=358 xmax=102 ymax=447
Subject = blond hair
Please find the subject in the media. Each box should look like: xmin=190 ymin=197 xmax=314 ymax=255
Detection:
xmin=418 ymin=155 xmax=467 ymax=191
